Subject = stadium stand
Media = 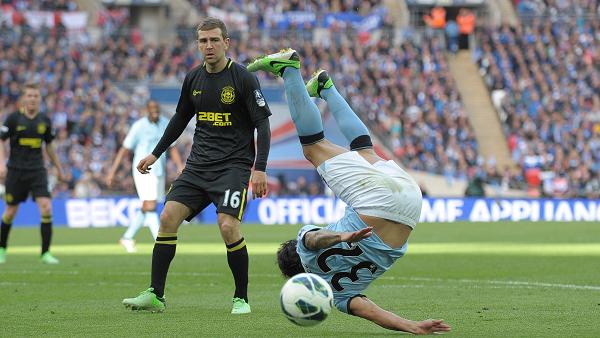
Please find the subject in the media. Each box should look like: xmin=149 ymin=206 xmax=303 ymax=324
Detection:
xmin=475 ymin=0 xmax=600 ymax=198
xmin=2 ymin=1 xmax=595 ymax=198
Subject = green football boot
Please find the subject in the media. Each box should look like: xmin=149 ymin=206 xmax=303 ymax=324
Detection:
xmin=246 ymin=48 xmax=300 ymax=76
xmin=123 ymin=288 xmax=166 ymax=313
xmin=0 ymin=247 xmax=6 ymax=264
xmin=40 ymin=252 xmax=59 ymax=264
xmin=231 ymin=297 xmax=251 ymax=314
xmin=306 ymin=69 xmax=334 ymax=98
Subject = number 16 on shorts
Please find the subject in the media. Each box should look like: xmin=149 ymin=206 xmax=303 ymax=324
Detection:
xmin=223 ymin=188 xmax=247 ymax=220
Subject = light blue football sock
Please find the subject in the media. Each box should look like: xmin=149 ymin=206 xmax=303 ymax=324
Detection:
xmin=282 ymin=67 xmax=324 ymax=144
xmin=123 ymin=210 xmax=144 ymax=240
xmin=320 ymin=85 xmax=371 ymax=149
xmin=145 ymin=211 xmax=159 ymax=240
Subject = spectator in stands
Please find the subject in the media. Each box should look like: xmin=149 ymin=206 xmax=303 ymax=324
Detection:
xmin=456 ymin=8 xmax=475 ymax=49
xmin=445 ymin=20 xmax=459 ymax=53
xmin=423 ymin=6 xmax=446 ymax=30
xmin=476 ymin=3 xmax=599 ymax=198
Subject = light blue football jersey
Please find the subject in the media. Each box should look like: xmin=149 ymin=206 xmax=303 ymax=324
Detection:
xmin=296 ymin=206 xmax=408 ymax=314
xmin=122 ymin=116 xmax=170 ymax=176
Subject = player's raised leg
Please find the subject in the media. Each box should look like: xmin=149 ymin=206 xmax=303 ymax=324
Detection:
xmin=248 ymin=50 xmax=347 ymax=167
xmin=307 ymin=70 xmax=382 ymax=164
xmin=123 ymin=200 xmax=191 ymax=312
xmin=0 ymin=205 xmax=18 ymax=264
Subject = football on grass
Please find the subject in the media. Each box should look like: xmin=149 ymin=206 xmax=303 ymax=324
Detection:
xmin=280 ymin=273 xmax=333 ymax=326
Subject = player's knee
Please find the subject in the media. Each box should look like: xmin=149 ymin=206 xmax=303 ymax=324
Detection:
xmin=302 ymin=148 xmax=314 ymax=162
xmin=142 ymin=201 xmax=157 ymax=212
xmin=159 ymin=211 xmax=179 ymax=232
xmin=3 ymin=207 xmax=17 ymax=221
xmin=218 ymin=218 xmax=240 ymax=240
xmin=40 ymin=203 xmax=52 ymax=216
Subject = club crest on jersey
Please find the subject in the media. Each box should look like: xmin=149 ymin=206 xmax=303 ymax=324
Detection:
xmin=220 ymin=86 xmax=235 ymax=104
xmin=37 ymin=123 xmax=46 ymax=134
xmin=254 ymin=89 xmax=266 ymax=107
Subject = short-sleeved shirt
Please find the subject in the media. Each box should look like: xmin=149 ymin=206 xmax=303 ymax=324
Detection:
xmin=123 ymin=116 xmax=170 ymax=177
xmin=0 ymin=111 xmax=54 ymax=170
xmin=296 ymin=207 xmax=408 ymax=314
xmin=175 ymin=59 xmax=271 ymax=172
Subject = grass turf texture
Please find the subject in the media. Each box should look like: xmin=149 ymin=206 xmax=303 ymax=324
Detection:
xmin=1 ymin=222 xmax=600 ymax=337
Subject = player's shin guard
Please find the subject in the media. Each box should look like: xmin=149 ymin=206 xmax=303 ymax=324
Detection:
xmin=226 ymin=238 xmax=249 ymax=302
xmin=151 ymin=232 xmax=177 ymax=298
xmin=40 ymin=214 xmax=52 ymax=254
xmin=0 ymin=214 xmax=13 ymax=248
xmin=320 ymin=85 xmax=373 ymax=150
xmin=281 ymin=67 xmax=324 ymax=145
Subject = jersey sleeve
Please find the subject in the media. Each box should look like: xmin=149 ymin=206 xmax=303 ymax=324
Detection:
xmin=296 ymin=225 xmax=322 ymax=252
xmin=43 ymin=116 xmax=55 ymax=144
xmin=122 ymin=121 xmax=139 ymax=150
xmin=241 ymin=71 xmax=271 ymax=124
xmin=176 ymin=73 xmax=194 ymax=116
xmin=0 ymin=113 xmax=15 ymax=140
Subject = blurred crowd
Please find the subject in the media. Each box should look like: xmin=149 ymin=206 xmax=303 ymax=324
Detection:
xmin=0 ymin=0 xmax=598 ymax=199
xmin=514 ymin=0 xmax=599 ymax=19
xmin=1 ymin=0 xmax=78 ymax=11
xmin=475 ymin=5 xmax=600 ymax=198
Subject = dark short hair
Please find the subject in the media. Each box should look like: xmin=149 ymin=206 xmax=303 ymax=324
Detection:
xmin=276 ymin=239 xmax=305 ymax=278
xmin=197 ymin=17 xmax=228 ymax=39
xmin=22 ymin=82 xmax=39 ymax=94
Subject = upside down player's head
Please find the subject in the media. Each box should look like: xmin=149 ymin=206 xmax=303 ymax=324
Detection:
xmin=276 ymin=239 xmax=305 ymax=278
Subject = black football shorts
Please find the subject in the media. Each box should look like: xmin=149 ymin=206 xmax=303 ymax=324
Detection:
xmin=4 ymin=168 xmax=51 ymax=205
xmin=166 ymin=167 xmax=251 ymax=221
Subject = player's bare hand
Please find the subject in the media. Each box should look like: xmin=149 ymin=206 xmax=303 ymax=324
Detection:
xmin=251 ymin=170 xmax=268 ymax=199
xmin=412 ymin=319 xmax=451 ymax=335
xmin=56 ymin=169 xmax=65 ymax=183
xmin=0 ymin=165 xmax=6 ymax=179
xmin=105 ymin=173 xmax=114 ymax=187
xmin=137 ymin=154 xmax=157 ymax=174
xmin=340 ymin=227 xmax=373 ymax=243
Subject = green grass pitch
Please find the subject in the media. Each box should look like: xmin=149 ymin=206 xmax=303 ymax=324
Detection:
xmin=2 ymin=221 xmax=600 ymax=337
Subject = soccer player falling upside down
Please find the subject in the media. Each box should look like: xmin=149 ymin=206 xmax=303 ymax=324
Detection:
xmin=247 ymin=49 xmax=451 ymax=334
xmin=122 ymin=17 xmax=271 ymax=314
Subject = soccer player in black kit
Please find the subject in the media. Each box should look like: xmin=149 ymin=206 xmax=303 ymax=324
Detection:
xmin=0 ymin=83 xmax=64 ymax=264
xmin=123 ymin=18 xmax=271 ymax=314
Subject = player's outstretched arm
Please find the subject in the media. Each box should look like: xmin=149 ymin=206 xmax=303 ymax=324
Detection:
xmin=106 ymin=147 xmax=130 ymax=186
xmin=304 ymin=227 xmax=373 ymax=250
xmin=45 ymin=143 xmax=64 ymax=181
xmin=349 ymin=296 xmax=451 ymax=335
xmin=252 ymin=117 xmax=271 ymax=199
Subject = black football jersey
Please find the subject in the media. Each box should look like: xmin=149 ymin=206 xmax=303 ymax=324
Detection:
xmin=176 ymin=59 xmax=271 ymax=171
xmin=0 ymin=110 xmax=54 ymax=170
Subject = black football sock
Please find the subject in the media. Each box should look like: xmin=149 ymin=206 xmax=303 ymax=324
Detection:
xmin=150 ymin=232 xmax=177 ymax=298
xmin=40 ymin=214 xmax=52 ymax=254
xmin=226 ymin=237 xmax=249 ymax=302
xmin=0 ymin=214 xmax=13 ymax=249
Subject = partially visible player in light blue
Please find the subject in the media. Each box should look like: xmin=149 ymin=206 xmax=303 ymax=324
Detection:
xmin=106 ymin=100 xmax=184 ymax=253
xmin=248 ymin=49 xmax=450 ymax=334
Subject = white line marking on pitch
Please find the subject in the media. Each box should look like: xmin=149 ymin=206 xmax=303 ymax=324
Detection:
xmin=380 ymin=276 xmax=600 ymax=291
